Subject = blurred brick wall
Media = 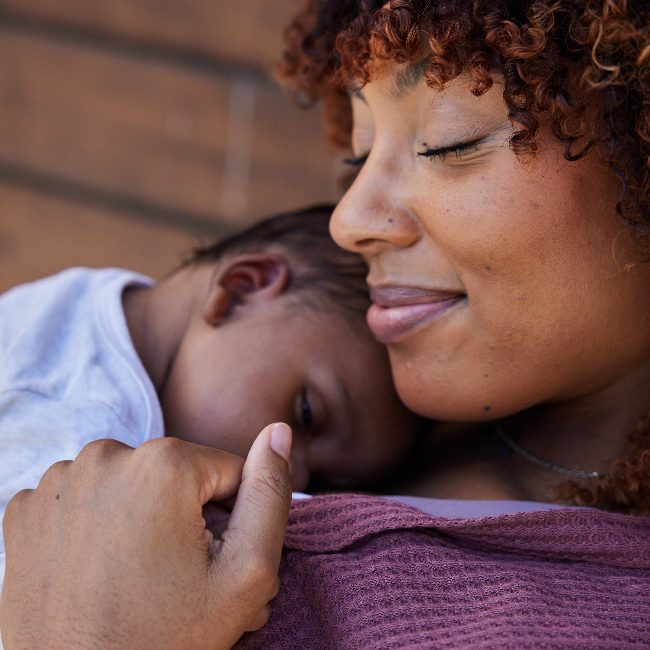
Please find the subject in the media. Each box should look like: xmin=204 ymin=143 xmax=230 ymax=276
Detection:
xmin=0 ymin=1 xmax=341 ymax=291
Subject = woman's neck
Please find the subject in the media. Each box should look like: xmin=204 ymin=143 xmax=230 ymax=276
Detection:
xmin=389 ymin=358 xmax=650 ymax=503
xmin=498 ymin=357 xmax=650 ymax=502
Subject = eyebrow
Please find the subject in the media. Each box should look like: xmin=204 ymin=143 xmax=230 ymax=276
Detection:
xmin=351 ymin=56 xmax=429 ymax=104
xmin=393 ymin=57 xmax=429 ymax=97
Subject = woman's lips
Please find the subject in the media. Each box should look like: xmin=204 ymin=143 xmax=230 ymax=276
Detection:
xmin=368 ymin=285 xmax=465 ymax=344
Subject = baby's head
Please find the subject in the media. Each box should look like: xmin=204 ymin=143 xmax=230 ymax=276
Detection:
xmin=160 ymin=205 xmax=421 ymax=491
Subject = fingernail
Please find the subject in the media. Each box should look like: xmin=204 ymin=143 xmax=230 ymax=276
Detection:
xmin=270 ymin=423 xmax=292 ymax=463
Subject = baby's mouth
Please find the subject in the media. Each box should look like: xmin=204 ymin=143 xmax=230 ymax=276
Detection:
xmin=367 ymin=285 xmax=465 ymax=344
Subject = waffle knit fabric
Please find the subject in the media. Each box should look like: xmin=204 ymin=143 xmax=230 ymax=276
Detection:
xmin=236 ymin=494 xmax=650 ymax=649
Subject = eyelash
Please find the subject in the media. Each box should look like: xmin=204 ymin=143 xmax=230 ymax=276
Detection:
xmin=417 ymin=137 xmax=484 ymax=161
xmin=342 ymin=154 xmax=368 ymax=167
xmin=342 ymin=137 xmax=485 ymax=167
xmin=300 ymin=388 xmax=314 ymax=433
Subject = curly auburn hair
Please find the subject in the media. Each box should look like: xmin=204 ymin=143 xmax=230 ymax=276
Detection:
xmin=279 ymin=0 xmax=650 ymax=515
xmin=280 ymin=0 xmax=650 ymax=238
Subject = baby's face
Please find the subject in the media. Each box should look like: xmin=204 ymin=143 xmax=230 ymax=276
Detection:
xmin=160 ymin=297 xmax=418 ymax=491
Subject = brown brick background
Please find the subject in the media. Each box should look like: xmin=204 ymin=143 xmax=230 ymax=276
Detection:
xmin=0 ymin=1 xmax=341 ymax=292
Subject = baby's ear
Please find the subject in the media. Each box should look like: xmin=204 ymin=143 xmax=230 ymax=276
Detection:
xmin=202 ymin=254 xmax=290 ymax=326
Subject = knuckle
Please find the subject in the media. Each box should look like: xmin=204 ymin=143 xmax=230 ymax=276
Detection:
xmin=76 ymin=437 xmax=128 ymax=462
xmin=136 ymin=437 xmax=187 ymax=475
xmin=139 ymin=436 xmax=185 ymax=458
xmin=3 ymin=489 xmax=32 ymax=525
xmin=45 ymin=459 xmax=72 ymax=474
xmin=36 ymin=459 xmax=72 ymax=489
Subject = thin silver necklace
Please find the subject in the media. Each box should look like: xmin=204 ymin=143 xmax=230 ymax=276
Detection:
xmin=494 ymin=425 xmax=602 ymax=480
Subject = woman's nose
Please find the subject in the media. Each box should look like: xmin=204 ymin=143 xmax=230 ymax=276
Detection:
xmin=330 ymin=166 xmax=419 ymax=255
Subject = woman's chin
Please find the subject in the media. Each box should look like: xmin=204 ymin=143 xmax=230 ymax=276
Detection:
xmin=392 ymin=368 xmax=512 ymax=422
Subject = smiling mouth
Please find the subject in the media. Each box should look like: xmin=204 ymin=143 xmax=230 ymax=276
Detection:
xmin=367 ymin=285 xmax=466 ymax=344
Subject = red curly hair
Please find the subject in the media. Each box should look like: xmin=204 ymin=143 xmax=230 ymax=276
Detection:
xmin=279 ymin=0 xmax=650 ymax=515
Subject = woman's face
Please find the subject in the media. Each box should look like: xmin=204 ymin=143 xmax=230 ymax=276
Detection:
xmin=331 ymin=64 xmax=650 ymax=421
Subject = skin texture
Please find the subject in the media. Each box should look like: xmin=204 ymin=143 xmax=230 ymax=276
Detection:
xmin=4 ymin=59 xmax=649 ymax=650
xmin=127 ymin=254 xmax=415 ymax=491
xmin=0 ymin=423 xmax=293 ymax=650
xmin=0 ymin=252 xmax=416 ymax=648
xmin=331 ymin=67 xmax=650 ymax=499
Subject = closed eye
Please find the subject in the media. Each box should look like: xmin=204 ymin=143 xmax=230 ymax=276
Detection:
xmin=343 ymin=137 xmax=486 ymax=168
xmin=342 ymin=153 xmax=369 ymax=167
xmin=295 ymin=387 xmax=315 ymax=436
xmin=417 ymin=136 xmax=486 ymax=162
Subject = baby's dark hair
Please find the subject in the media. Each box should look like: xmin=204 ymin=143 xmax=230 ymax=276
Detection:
xmin=188 ymin=204 xmax=370 ymax=317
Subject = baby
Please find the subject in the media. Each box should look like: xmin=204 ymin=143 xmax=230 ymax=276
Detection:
xmin=0 ymin=205 xmax=419 ymax=536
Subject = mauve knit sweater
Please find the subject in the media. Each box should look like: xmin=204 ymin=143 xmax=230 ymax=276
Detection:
xmin=236 ymin=494 xmax=650 ymax=649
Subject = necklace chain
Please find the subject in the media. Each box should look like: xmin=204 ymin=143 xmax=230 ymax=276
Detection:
xmin=494 ymin=425 xmax=602 ymax=480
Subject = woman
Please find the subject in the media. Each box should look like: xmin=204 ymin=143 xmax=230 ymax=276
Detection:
xmin=1 ymin=1 xmax=649 ymax=648
xmin=278 ymin=0 xmax=650 ymax=512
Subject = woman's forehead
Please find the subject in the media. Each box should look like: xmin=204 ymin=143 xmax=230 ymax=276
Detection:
xmin=360 ymin=53 xmax=504 ymax=93
xmin=354 ymin=67 xmax=506 ymax=125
